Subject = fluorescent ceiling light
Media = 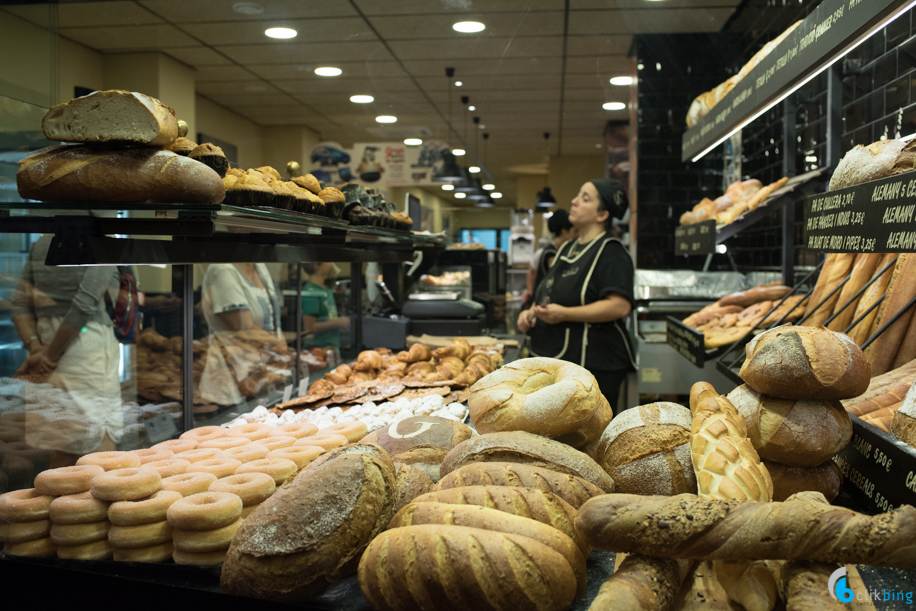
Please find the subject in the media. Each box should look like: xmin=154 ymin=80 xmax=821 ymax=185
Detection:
xmin=315 ymin=67 xmax=342 ymax=77
xmin=452 ymin=148 xmax=466 ymax=156
xmin=469 ymin=166 xmax=481 ymax=173
xmin=233 ymin=2 xmax=263 ymax=15
xmin=350 ymin=95 xmax=374 ymax=104
xmin=482 ymin=184 xmax=495 ymax=190
xmin=265 ymin=27 xmax=297 ymax=39
xmin=455 ymin=81 xmax=463 ymax=87
xmin=468 ymin=105 xmax=476 ymax=111
xmin=603 ymin=102 xmax=626 ymax=111
xmin=491 ymin=192 xmax=503 ymax=199
xmin=375 ymin=115 xmax=397 ymax=123
xmin=442 ymin=184 xmax=455 ymax=191
xmin=453 ymin=21 xmax=485 ymax=33
xmin=404 ymin=138 xmax=423 ymax=146
xmin=455 ymin=192 xmax=467 ymax=199
xmin=610 ymin=76 xmax=633 ymax=86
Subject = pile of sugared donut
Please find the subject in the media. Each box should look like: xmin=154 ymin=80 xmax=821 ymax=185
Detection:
xmin=0 ymin=420 xmax=367 ymax=564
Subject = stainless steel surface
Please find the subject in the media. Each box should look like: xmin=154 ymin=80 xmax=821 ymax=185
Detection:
xmin=408 ymin=291 xmax=460 ymax=301
xmin=637 ymin=339 xmax=737 ymax=395
xmin=635 ymin=270 xmax=745 ymax=300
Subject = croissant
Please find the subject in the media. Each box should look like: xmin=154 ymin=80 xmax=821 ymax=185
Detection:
xmin=432 ymin=338 xmax=471 ymax=360
xmin=452 ymin=365 xmax=483 ymax=386
xmin=325 ymin=364 xmax=352 ymax=385
xmin=407 ymin=361 xmax=436 ymax=375
xmin=308 ymin=379 xmax=336 ymax=394
xmin=349 ymin=370 xmax=377 ymax=384
xmin=436 ymin=356 xmax=466 ymax=379
xmin=398 ymin=343 xmax=433 ymax=363
xmin=353 ymin=350 xmax=383 ymax=371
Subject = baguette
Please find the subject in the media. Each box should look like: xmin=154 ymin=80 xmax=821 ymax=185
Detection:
xmin=841 ymin=358 xmax=916 ymax=406
xmin=388 ymin=502 xmax=586 ymax=597
xmin=892 ymin=303 xmax=916 ymax=369
xmin=846 ymin=383 xmax=911 ymax=417
xmin=826 ymin=253 xmax=882 ymax=332
xmin=803 ymin=254 xmax=837 ymax=319
xmin=717 ymin=286 xmax=791 ymax=308
xmin=848 ymin=253 xmax=897 ymax=344
xmin=803 ymin=253 xmax=856 ymax=327
xmin=761 ymin=294 xmax=807 ymax=326
xmin=42 ymin=90 xmax=177 ymax=146
xmin=866 ymin=254 xmax=916 ymax=375
xmin=683 ymin=305 xmax=744 ymax=328
xmin=357 ymin=525 xmax=577 ymax=611
xmin=589 ymin=555 xmax=693 ymax=611
xmin=575 ymin=492 xmax=916 ymax=567
xmin=747 ymin=176 xmax=788 ymax=211
xmin=433 ymin=462 xmax=604 ymax=508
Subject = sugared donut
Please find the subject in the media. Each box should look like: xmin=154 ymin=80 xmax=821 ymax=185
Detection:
xmin=259 ymin=435 xmax=296 ymax=452
xmin=108 ymin=520 xmax=173 ymax=548
xmin=185 ymin=457 xmax=242 ymax=479
xmin=322 ymin=421 xmax=368 ymax=443
xmin=108 ymin=490 xmax=182 ymax=526
xmin=226 ymin=423 xmax=272 ymax=442
xmin=131 ymin=448 xmax=173 ymax=464
xmin=209 ymin=473 xmax=275 ymax=507
xmin=90 ymin=467 xmax=162 ymax=502
xmin=269 ymin=422 xmax=318 ymax=439
xmin=49 ymin=492 xmax=110 ymax=525
xmin=3 ymin=536 xmax=56 ymax=557
xmin=151 ymin=439 xmax=197 ymax=454
xmin=172 ymin=518 xmax=241 ymax=552
xmin=293 ymin=433 xmax=347 ymax=451
xmin=161 ymin=472 xmax=217 ymax=497
xmin=113 ymin=541 xmax=173 ymax=563
xmin=49 ymin=521 xmax=110 ymax=546
xmin=235 ymin=458 xmax=297 ymax=485
xmin=76 ymin=451 xmax=141 ymax=471
xmin=178 ymin=426 xmax=226 ymax=444
xmin=198 ymin=437 xmax=249 ymax=451
xmin=172 ymin=448 xmax=223 ymax=463
xmin=222 ymin=443 xmax=269 ymax=464
xmin=34 ymin=465 xmax=104 ymax=496
xmin=57 ymin=538 xmax=113 ymax=560
xmin=268 ymin=446 xmax=324 ymax=469
xmin=241 ymin=505 xmax=258 ymax=519
xmin=0 ymin=518 xmax=51 ymax=543
xmin=0 ymin=488 xmax=54 ymax=522
xmin=0 ymin=425 xmax=23 ymax=443
xmin=166 ymin=492 xmax=241 ymax=531
xmin=143 ymin=458 xmax=190 ymax=479
xmin=172 ymin=547 xmax=226 ymax=566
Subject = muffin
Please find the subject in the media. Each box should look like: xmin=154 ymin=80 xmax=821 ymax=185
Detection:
xmin=270 ymin=180 xmax=296 ymax=209
xmin=296 ymin=184 xmax=322 ymax=214
xmin=256 ymin=166 xmax=282 ymax=182
xmin=319 ymin=187 xmax=346 ymax=219
xmin=292 ymin=174 xmax=321 ymax=195
xmin=224 ymin=170 xmax=272 ymax=206
xmin=169 ymin=137 xmax=198 ymax=156
xmin=189 ymin=143 xmax=228 ymax=177
xmin=348 ymin=205 xmax=371 ymax=225
xmin=226 ymin=167 xmax=246 ymax=178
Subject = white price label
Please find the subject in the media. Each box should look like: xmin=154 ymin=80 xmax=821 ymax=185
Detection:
xmin=298 ymin=374 xmax=310 ymax=396
xmin=282 ymin=384 xmax=293 ymax=403
xmin=144 ymin=412 xmax=178 ymax=444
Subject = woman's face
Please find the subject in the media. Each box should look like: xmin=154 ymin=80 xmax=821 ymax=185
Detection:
xmin=569 ymin=182 xmax=608 ymax=228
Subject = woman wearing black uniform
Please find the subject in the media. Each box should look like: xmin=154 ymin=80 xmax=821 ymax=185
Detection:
xmin=517 ymin=178 xmax=636 ymax=414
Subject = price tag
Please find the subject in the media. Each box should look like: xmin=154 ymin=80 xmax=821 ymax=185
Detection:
xmin=298 ymin=374 xmax=310 ymax=396
xmin=665 ymin=316 xmax=707 ymax=368
xmin=144 ymin=412 xmax=178 ymax=444
xmin=282 ymin=384 xmax=293 ymax=403
xmin=674 ymin=220 xmax=716 ymax=256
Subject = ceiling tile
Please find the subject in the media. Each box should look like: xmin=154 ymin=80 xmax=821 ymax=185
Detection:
xmin=164 ymin=46 xmax=234 ymax=66
xmin=194 ymin=65 xmax=253 ymax=81
xmin=2 ymin=5 xmax=53 ymax=27
xmin=401 ymin=57 xmax=563 ymax=78
xmin=195 ymin=80 xmax=279 ymax=95
xmin=217 ymin=41 xmax=393 ymax=64
xmin=275 ymin=76 xmax=418 ymax=95
xmin=367 ymin=11 xmax=563 ymax=40
xmin=563 ymin=88 xmax=614 ymax=101
xmin=137 ymin=0 xmax=357 ymax=23
xmin=389 ymin=36 xmax=563 ymax=60
xmin=565 ymin=56 xmax=631 ymax=75
xmin=414 ymin=74 xmax=562 ymax=92
xmin=572 ymin=0 xmax=739 ymax=8
xmin=219 ymin=92 xmax=302 ymax=106
xmin=223 ymin=103 xmax=320 ymax=117
xmin=60 ymin=24 xmax=198 ymax=51
xmin=183 ymin=17 xmax=375 ymax=46
xmin=354 ymin=0 xmax=563 ymax=15
xmin=248 ymin=61 xmax=407 ymax=80
xmin=566 ymin=35 xmax=632 ymax=56
xmin=5 ymin=1 xmax=163 ymax=28
xmin=429 ymin=88 xmax=561 ymax=103
xmin=568 ymin=8 xmax=736 ymax=35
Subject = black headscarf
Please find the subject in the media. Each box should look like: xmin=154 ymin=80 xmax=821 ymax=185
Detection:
xmin=589 ymin=178 xmax=628 ymax=220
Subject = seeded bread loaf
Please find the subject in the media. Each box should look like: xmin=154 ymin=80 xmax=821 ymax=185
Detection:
xmin=42 ymin=90 xmax=178 ymax=146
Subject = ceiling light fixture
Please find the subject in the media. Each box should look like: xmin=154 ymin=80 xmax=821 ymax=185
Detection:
xmin=232 ymin=2 xmax=263 ymax=15
xmin=375 ymin=115 xmax=397 ymax=123
xmin=452 ymin=148 xmax=466 ymax=156
xmin=535 ymin=187 xmax=556 ymax=211
xmin=265 ymin=27 xmax=297 ymax=39
xmin=603 ymin=102 xmax=626 ymax=111
xmin=455 ymin=192 xmax=467 ymax=199
xmin=610 ymin=76 xmax=633 ymax=86
xmin=404 ymin=138 xmax=423 ymax=146
xmin=469 ymin=166 xmax=481 ymax=173
xmin=476 ymin=201 xmax=494 ymax=208
xmin=491 ymin=192 xmax=503 ymax=199
xmin=455 ymin=81 xmax=463 ymax=87
xmin=468 ymin=105 xmax=476 ymax=111
xmin=434 ymin=67 xmax=466 ymax=183
xmin=482 ymin=184 xmax=495 ymax=190
xmin=442 ymin=184 xmax=455 ymax=191
xmin=453 ymin=21 xmax=485 ymax=33
xmin=350 ymin=95 xmax=373 ymax=103
xmin=315 ymin=67 xmax=342 ymax=76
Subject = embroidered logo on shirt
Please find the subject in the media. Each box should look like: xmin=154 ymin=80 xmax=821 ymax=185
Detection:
xmin=562 ymin=267 xmax=579 ymax=277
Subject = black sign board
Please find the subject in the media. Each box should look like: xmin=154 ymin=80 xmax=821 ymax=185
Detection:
xmin=674 ymin=220 xmax=716 ymax=256
xmin=666 ymin=316 xmax=706 ymax=368
xmin=681 ymin=0 xmax=906 ymax=162
xmin=804 ymin=173 xmax=916 ymax=253
xmin=833 ymin=416 xmax=916 ymax=514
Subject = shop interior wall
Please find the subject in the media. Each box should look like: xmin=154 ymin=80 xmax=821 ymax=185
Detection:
xmin=388 ymin=186 xmax=452 ymax=235
xmin=0 ymin=11 xmax=55 ymax=108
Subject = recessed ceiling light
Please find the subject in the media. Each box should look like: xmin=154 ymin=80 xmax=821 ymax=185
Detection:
xmin=455 ymin=192 xmax=467 ymax=199
xmin=350 ymin=95 xmax=374 ymax=104
xmin=265 ymin=27 xmax=297 ymax=39
xmin=595 ymin=144 xmax=603 ymax=149
xmin=479 ymin=124 xmax=486 ymax=129
xmin=491 ymin=192 xmax=503 ymax=199
xmin=315 ymin=67 xmax=342 ymax=77
xmin=232 ymin=2 xmax=263 ymax=15
xmin=476 ymin=202 xmax=494 ymax=208
xmin=469 ymin=166 xmax=481 ymax=173
xmin=442 ymin=184 xmax=455 ymax=191
xmin=453 ymin=21 xmax=485 ymax=33
xmin=468 ymin=105 xmax=476 ymax=111
xmin=455 ymin=81 xmax=463 ymax=87
xmin=610 ymin=76 xmax=633 ymax=86
xmin=452 ymin=148 xmax=466 ymax=156
xmin=375 ymin=115 xmax=397 ymax=123
xmin=404 ymin=138 xmax=423 ymax=146
xmin=482 ymin=184 xmax=495 ymax=190
xmin=603 ymin=102 xmax=626 ymax=111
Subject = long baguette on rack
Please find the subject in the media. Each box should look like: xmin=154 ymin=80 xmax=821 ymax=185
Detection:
xmin=848 ymin=253 xmax=898 ymax=345
xmin=803 ymin=253 xmax=856 ymax=327
xmin=803 ymin=254 xmax=837 ymax=320
xmin=826 ymin=253 xmax=882 ymax=332
xmin=846 ymin=383 xmax=911 ymax=417
xmin=841 ymin=358 xmax=916 ymax=406
xmin=717 ymin=286 xmax=791 ymax=308
xmin=865 ymin=254 xmax=916 ymax=376
xmin=575 ymin=492 xmax=916 ymax=567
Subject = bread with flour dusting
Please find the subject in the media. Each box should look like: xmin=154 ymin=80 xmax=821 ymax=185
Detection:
xmin=42 ymin=90 xmax=178 ymax=146
xmin=595 ymin=402 xmax=696 ymax=496
xmin=891 ymin=383 xmax=916 ymax=449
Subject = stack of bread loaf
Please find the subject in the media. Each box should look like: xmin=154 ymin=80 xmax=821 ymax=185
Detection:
xmin=17 ymin=90 xmax=225 ymax=205
xmin=679 ymin=176 xmax=788 ymax=226
xmin=682 ymin=282 xmax=797 ymax=348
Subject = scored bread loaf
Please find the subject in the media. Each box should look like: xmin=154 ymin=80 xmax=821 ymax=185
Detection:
xmin=433 ymin=461 xmax=604 ymax=508
xmin=739 ymin=324 xmax=870 ymax=400
xmin=829 ymin=138 xmax=916 ymax=190
xmin=595 ymin=402 xmax=697 ymax=496
xmin=865 ymin=254 xmax=916 ymax=376
xmin=408 ymin=485 xmax=589 ymax=557
xmin=803 ymin=254 xmax=856 ymax=327
xmin=440 ymin=430 xmax=615 ymax=492
xmin=17 ymin=145 xmax=225 ymax=204
xmin=726 ymin=384 xmax=851 ymax=467
xmin=42 ymin=90 xmax=178 ymax=146
xmin=391 ymin=463 xmax=433 ymax=514
xmin=764 ymin=460 xmax=841 ymax=502
xmin=590 ymin=555 xmax=693 ymax=611
xmin=848 ymin=253 xmax=897 ymax=345
xmin=360 ymin=416 xmax=476 ymax=482
xmin=388 ymin=502 xmax=587 ymax=597
xmin=826 ymin=253 xmax=883 ymax=333
xmin=358 ymin=525 xmax=577 ymax=611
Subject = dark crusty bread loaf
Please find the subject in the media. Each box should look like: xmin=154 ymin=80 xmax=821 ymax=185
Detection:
xmin=433 ymin=461 xmax=604 ymax=508
xmin=440 ymin=430 xmax=615 ymax=492
xmin=388 ymin=502 xmax=586 ymax=597
xmin=391 ymin=463 xmax=433 ymax=514
xmin=220 ymin=444 xmax=396 ymax=603
xmin=409 ymin=485 xmax=589 ymax=557
xmin=829 ymin=138 xmax=916 ymax=191
xmin=358 ymin=524 xmax=577 ymax=611
xmin=738 ymin=324 xmax=870 ymax=400
xmin=42 ymin=90 xmax=178 ymax=147
xmin=764 ymin=460 xmax=841 ymax=502
xmin=17 ymin=144 xmax=225 ymax=204
xmin=590 ymin=554 xmax=692 ymax=611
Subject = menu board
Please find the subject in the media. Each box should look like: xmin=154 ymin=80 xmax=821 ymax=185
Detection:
xmin=666 ymin=316 xmax=706 ymax=368
xmin=674 ymin=220 xmax=716 ymax=255
xmin=804 ymin=173 xmax=916 ymax=253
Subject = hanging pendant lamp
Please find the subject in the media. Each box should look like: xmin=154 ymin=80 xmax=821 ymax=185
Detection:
xmin=434 ymin=67 xmax=466 ymax=182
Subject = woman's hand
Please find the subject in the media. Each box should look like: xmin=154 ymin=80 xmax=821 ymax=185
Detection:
xmin=336 ymin=316 xmax=351 ymax=329
xmin=533 ymin=303 xmax=568 ymax=325
xmin=17 ymin=348 xmax=58 ymax=377
xmin=517 ymin=308 xmax=536 ymax=333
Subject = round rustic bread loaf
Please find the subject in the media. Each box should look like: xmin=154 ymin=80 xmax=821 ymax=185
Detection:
xmin=764 ymin=459 xmax=841 ymax=502
xmin=361 ymin=416 xmax=475 ymax=482
xmin=738 ymin=324 xmax=870 ymax=400
xmin=595 ymin=402 xmax=697 ymax=496
xmin=391 ymin=463 xmax=433 ymax=515
xmin=468 ymin=357 xmax=603 ymax=438
xmin=727 ymin=384 xmax=852 ymax=467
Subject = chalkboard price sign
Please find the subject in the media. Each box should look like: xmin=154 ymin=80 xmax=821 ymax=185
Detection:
xmin=666 ymin=316 xmax=706 ymax=368
xmin=675 ymin=220 xmax=716 ymax=256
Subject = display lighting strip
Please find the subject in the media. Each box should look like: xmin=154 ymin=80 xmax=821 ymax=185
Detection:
xmin=691 ymin=0 xmax=916 ymax=163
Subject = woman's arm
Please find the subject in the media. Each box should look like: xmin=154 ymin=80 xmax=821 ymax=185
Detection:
xmin=303 ymin=314 xmax=349 ymax=334
xmin=533 ymin=293 xmax=631 ymax=325
xmin=216 ymin=309 xmax=258 ymax=332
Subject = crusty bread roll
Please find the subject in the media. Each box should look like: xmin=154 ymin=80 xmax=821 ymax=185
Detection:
xmin=829 ymin=138 xmax=916 ymax=191
xmin=42 ymin=90 xmax=177 ymax=147
xmin=727 ymin=385 xmax=852 ymax=467
xmin=358 ymin=525 xmax=577 ymax=611
xmin=891 ymin=384 xmax=916 ymax=449
xmin=803 ymin=253 xmax=856 ymax=327
xmin=391 ymin=463 xmax=433 ymax=515
xmin=739 ymin=324 xmax=870 ymax=400
xmin=764 ymin=460 xmax=841 ymax=502
xmin=595 ymin=402 xmax=696 ymax=496
xmin=865 ymin=254 xmax=916 ymax=376
xmin=468 ymin=357 xmax=603 ymax=439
